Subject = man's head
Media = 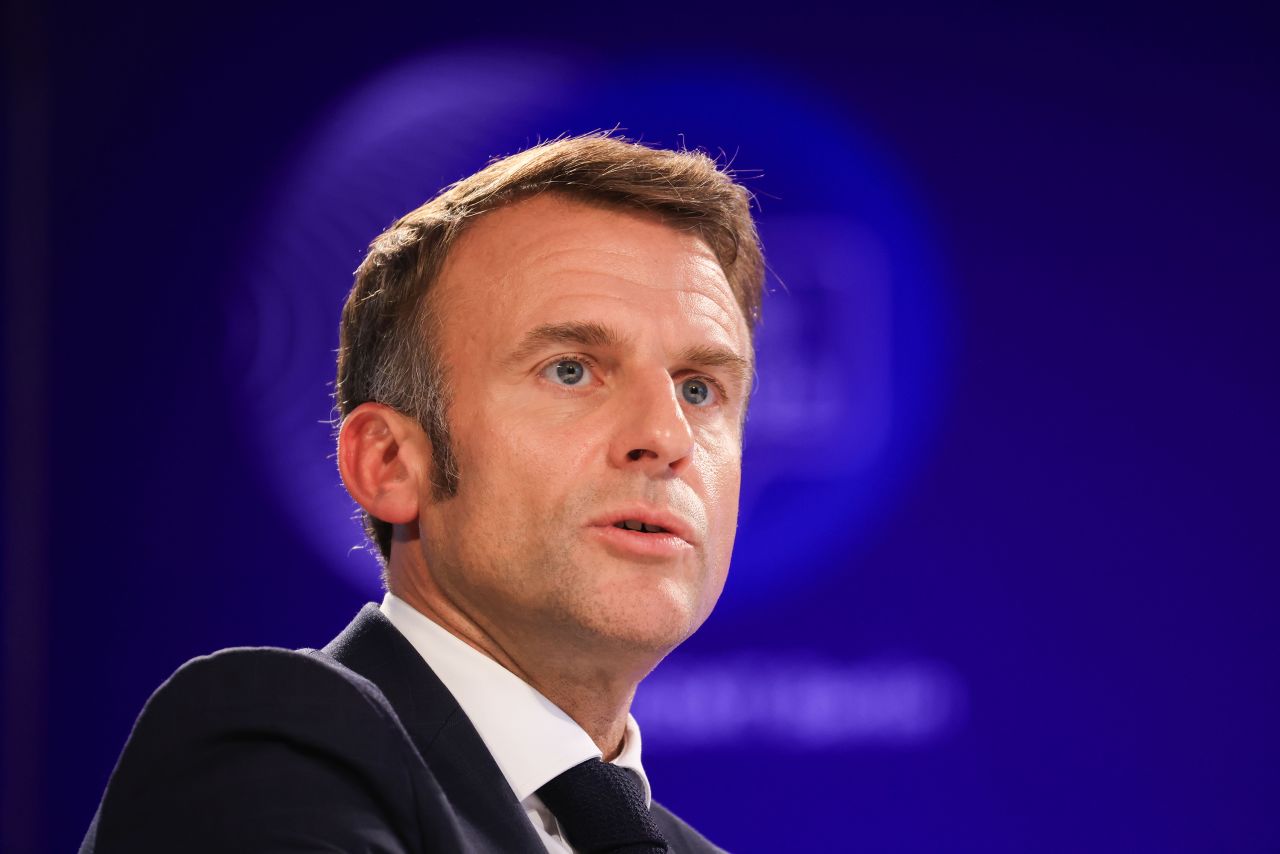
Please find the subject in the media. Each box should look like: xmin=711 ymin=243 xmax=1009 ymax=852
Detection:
xmin=334 ymin=134 xmax=763 ymax=659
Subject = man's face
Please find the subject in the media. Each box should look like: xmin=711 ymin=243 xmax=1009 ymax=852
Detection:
xmin=415 ymin=194 xmax=752 ymax=660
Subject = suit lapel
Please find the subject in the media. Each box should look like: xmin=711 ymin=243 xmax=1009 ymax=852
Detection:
xmin=323 ymin=604 xmax=545 ymax=854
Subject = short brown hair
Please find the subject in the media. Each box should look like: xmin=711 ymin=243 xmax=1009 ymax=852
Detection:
xmin=335 ymin=132 xmax=765 ymax=564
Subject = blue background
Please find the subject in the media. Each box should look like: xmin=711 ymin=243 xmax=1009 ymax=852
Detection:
xmin=2 ymin=4 xmax=1277 ymax=852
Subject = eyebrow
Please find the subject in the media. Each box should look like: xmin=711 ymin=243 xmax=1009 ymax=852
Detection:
xmin=504 ymin=320 xmax=752 ymax=391
xmin=677 ymin=343 xmax=753 ymax=393
xmin=503 ymin=321 xmax=629 ymax=367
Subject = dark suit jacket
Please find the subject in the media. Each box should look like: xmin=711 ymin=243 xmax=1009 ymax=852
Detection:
xmin=82 ymin=603 xmax=724 ymax=853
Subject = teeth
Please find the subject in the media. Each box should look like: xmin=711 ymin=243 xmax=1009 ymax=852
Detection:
xmin=615 ymin=519 xmax=669 ymax=534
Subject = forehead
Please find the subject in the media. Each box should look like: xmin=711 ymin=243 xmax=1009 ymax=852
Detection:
xmin=432 ymin=194 xmax=749 ymax=353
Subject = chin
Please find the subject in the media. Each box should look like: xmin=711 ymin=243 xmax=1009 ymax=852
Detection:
xmin=574 ymin=579 xmax=712 ymax=657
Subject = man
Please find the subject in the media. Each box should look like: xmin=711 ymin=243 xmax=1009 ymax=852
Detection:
xmin=83 ymin=133 xmax=764 ymax=853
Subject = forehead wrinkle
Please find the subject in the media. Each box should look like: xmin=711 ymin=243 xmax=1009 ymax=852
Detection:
xmin=678 ymin=290 xmax=748 ymax=352
xmin=512 ymin=240 xmax=660 ymax=275
xmin=530 ymin=268 xmax=665 ymax=296
xmin=511 ymin=227 xmax=722 ymax=285
xmin=514 ymin=261 xmax=741 ymax=329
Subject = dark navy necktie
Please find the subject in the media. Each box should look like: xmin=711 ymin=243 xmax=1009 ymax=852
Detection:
xmin=537 ymin=758 xmax=670 ymax=853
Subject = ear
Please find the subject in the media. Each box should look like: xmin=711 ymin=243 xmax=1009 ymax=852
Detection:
xmin=336 ymin=402 xmax=429 ymax=525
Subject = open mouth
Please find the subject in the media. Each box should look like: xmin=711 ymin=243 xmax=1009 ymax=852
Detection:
xmin=613 ymin=519 xmax=670 ymax=534
xmin=591 ymin=511 xmax=694 ymax=557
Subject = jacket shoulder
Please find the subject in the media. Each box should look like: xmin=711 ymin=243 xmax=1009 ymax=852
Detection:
xmin=107 ymin=646 xmax=415 ymax=776
xmin=84 ymin=646 xmax=462 ymax=853
xmin=145 ymin=646 xmax=404 ymax=735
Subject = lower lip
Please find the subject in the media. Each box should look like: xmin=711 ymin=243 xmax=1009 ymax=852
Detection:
xmin=587 ymin=525 xmax=694 ymax=560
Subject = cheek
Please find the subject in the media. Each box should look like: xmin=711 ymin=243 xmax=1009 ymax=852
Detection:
xmin=461 ymin=412 xmax=600 ymax=514
xmin=696 ymin=431 xmax=743 ymax=564
xmin=510 ymin=412 xmax=600 ymax=476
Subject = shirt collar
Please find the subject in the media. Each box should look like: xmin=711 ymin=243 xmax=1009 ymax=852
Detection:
xmin=379 ymin=593 xmax=651 ymax=806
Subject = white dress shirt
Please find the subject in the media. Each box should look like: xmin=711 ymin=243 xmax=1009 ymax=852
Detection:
xmin=379 ymin=593 xmax=651 ymax=853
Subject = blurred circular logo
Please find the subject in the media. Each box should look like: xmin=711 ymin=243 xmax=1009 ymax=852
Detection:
xmin=227 ymin=46 xmax=948 ymax=609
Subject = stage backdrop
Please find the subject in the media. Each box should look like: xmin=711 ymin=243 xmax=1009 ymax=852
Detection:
xmin=3 ymin=4 xmax=1277 ymax=853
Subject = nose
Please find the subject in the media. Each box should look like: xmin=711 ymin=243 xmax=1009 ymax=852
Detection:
xmin=608 ymin=371 xmax=695 ymax=477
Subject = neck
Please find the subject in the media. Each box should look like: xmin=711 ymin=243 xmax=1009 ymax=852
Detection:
xmin=388 ymin=550 xmax=652 ymax=760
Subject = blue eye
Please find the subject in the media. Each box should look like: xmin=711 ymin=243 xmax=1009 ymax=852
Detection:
xmin=681 ymin=377 xmax=715 ymax=406
xmin=544 ymin=358 xmax=591 ymax=386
